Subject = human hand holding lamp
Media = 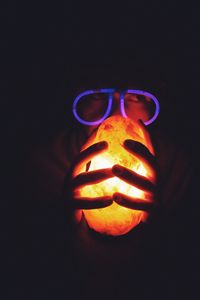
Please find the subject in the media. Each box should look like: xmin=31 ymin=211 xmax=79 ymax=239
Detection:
xmin=70 ymin=89 xmax=160 ymax=236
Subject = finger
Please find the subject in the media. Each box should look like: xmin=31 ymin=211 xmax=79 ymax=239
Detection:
xmin=141 ymin=212 xmax=150 ymax=223
xmin=123 ymin=139 xmax=157 ymax=173
xmin=73 ymin=196 xmax=113 ymax=209
xmin=74 ymin=209 xmax=83 ymax=223
xmin=113 ymin=192 xmax=155 ymax=212
xmin=138 ymin=119 xmax=155 ymax=155
xmin=112 ymin=165 xmax=156 ymax=193
xmin=72 ymin=168 xmax=113 ymax=189
xmin=72 ymin=141 xmax=108 ymax=176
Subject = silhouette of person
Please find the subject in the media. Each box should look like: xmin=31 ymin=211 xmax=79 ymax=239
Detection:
xmin=21 ymin=75 xmax=195 ymax=300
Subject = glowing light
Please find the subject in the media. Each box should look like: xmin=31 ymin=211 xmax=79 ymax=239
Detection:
xmin=72 ymin=89 xmax=160 ymax=126
xmin=127 ymin=90 xmax=160 ymax=125
xmin=77 ymin=115 xmax=155 ymax=236
xmin=72 ymin=89 xmax=114 ymax=126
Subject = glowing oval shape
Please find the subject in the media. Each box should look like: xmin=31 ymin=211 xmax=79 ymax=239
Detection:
xmin=78 ymin=115 xmax=155 ymax=236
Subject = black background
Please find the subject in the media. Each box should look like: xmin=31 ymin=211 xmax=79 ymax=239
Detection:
xmin=2 ymin=1 xmax=200 ymax=299
xmin=4 ymin=2 xmax=200 ymax=151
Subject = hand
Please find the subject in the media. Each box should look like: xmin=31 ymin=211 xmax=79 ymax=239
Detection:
xmin=66 ymin=141 xmax=114 ymax=222
xmin=65 ymin=138 xmax=158 ymax=224
xmin=112 ymin=139 xmax=158 ymax=222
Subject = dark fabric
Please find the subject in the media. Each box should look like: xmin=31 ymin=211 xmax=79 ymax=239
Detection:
xmin=14 ymin=126 xmax=199 ymax=300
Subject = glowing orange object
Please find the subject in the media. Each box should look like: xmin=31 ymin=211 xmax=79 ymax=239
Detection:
xmin=77 ymin=115 xmax=155 ymax=236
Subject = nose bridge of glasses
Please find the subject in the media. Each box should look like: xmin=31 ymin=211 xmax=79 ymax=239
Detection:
xmin=109 ymin=91 xmax=124 ymax=117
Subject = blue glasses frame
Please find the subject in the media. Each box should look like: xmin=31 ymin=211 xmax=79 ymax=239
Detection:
xmin=72 ymin=89 xmax=160 ymax=126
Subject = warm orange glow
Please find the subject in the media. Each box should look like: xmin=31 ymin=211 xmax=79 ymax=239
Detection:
xmin=77 ymin=116 xmax=155 ymax=236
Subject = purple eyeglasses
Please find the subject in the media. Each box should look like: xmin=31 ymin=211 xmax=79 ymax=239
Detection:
xmin=72 ymin=89 xmax=160 ymax=126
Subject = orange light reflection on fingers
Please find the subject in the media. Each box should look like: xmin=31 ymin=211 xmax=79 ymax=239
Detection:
xmin=78 ymin=116 xmax=155 ymax=236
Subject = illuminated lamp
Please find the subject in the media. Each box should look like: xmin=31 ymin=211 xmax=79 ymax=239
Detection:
xmin=77 ymin=115 xmax=155 ymax=236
